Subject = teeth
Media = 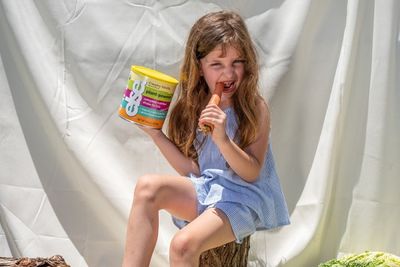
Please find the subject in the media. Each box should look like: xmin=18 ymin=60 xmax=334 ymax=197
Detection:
xmin=224 ymin=82 xmax=233 ymax=88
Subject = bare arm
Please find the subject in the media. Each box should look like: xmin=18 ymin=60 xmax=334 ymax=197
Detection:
xmin=140 ymin=127 xmax=200 ymax=176
xmin=199 ymin=100 xmax=270 ymax=182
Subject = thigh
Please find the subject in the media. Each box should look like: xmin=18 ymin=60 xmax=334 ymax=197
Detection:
xmin=178 ymin=208 xmax=236 ymax=252
xmin=143 ymin=174 xmax=198 ymax=222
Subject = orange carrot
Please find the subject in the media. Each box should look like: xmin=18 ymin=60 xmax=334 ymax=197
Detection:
xmin=200 ymin=82 xmax=224 ymax=134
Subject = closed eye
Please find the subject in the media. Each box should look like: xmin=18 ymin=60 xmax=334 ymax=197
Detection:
xmin=233 ymin=59 xmax=246 ymax=65
xmin=210 ymin=63 xmax=223 ymax=69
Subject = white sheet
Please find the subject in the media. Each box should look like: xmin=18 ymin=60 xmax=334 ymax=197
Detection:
xmin=0 ymin=0 xmax=399 ymax=266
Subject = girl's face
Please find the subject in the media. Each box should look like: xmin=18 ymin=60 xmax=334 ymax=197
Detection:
xmin=200 ymin=45 xmax=245 ymax=105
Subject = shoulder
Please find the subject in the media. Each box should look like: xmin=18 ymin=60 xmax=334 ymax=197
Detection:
xmin=255 ymin=97 xmax=270 ymax=128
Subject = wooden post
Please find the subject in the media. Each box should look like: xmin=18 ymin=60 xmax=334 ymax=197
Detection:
xmin=0 ymin=255 xmax=70 ymax=266
xmin=199 ymin=235 xmax=250 ymax=267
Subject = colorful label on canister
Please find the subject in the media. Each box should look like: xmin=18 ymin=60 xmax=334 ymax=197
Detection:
xmin=119 ymin=66 xmax=178 ymax=129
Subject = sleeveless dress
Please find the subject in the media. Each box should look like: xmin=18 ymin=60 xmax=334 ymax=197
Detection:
xmin=173 ymin=107 xmax=290 ymax=242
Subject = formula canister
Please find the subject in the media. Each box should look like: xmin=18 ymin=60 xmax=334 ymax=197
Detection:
xmin=119 ymin=65 xmax=179 ymax=129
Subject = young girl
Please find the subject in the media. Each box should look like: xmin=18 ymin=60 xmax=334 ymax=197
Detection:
xmin=122 ymin=10 xmax=290 ymax=267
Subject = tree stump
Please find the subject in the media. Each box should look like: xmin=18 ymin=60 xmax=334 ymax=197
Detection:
xmin=199 ymin=235 xmax=250 ymax=267
xmin=0 ymin=255 xmax=70 ymax=267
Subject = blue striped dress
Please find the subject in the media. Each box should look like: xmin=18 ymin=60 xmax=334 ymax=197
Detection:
xmin=173 ymin=106 xmax=290 ymax=242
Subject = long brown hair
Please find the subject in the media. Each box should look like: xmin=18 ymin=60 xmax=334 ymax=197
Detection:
xmin=168 ymin=10 xmax=261 ymax=160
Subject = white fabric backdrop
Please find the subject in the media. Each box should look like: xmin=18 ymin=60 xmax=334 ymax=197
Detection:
xmin=0 ymin=0 xmax=399 ymax=266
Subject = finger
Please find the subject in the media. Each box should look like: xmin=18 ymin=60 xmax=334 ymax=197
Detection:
xmin=201 ymin=105 xmax=224 ymax=115
xmin=200 ymin=109 xmax=221 ymax=118
xmin=201 ymin=103 xmax=221 ymax=112
xmin=198 ymin=117 xmax=217 ymax=129
xmin=204 ymin=104 xmax=222 ymax=111
xmin=198 ymin=117 xmax=214 ymax=125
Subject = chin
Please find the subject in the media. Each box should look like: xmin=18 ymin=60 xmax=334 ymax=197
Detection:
xmin=223 ymin=87 xmax=237 ymax=97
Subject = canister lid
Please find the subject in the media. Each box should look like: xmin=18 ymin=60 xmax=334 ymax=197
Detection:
xmin=131 ymin=65 xmax=179 ymax=85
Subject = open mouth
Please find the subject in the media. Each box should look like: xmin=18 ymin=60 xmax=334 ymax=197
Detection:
xmin=222 ymin=81 xmax=235 ymax=92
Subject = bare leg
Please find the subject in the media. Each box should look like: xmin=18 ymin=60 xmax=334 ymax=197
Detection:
xmin=122 ymin=174 xmax=198 ymax=267
xmin=169 ymin=208 xmax=236 ymax=267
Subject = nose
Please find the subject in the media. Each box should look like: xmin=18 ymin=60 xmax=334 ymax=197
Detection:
xmin=221 ymin=66 xmax=235 ymax=80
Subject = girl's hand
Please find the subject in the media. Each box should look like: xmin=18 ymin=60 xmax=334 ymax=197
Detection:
xmin=198 ymin=104 xmax=228 ymax=144
xmin=138 ymin=125 xmax=163 ymax=140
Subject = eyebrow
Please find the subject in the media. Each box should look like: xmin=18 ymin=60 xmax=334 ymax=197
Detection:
xmin=205 ymin=56 xmax=245 ymax=62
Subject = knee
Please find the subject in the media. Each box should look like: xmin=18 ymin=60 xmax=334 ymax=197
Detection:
xmin=169 ymin=231 xmax=200 ymax=262
xmin=133 ymin=174 xmax=162 ymax=205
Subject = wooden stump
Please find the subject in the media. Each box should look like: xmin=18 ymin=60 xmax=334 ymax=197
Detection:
xmin=199 ymin=235 xmax=250 ymax=267
xmin=0 ymin=255 xmax=70 ymax=267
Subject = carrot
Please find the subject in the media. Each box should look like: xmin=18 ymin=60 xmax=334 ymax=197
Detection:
xmin=199 ymin=82 xmax=224 ymax=134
